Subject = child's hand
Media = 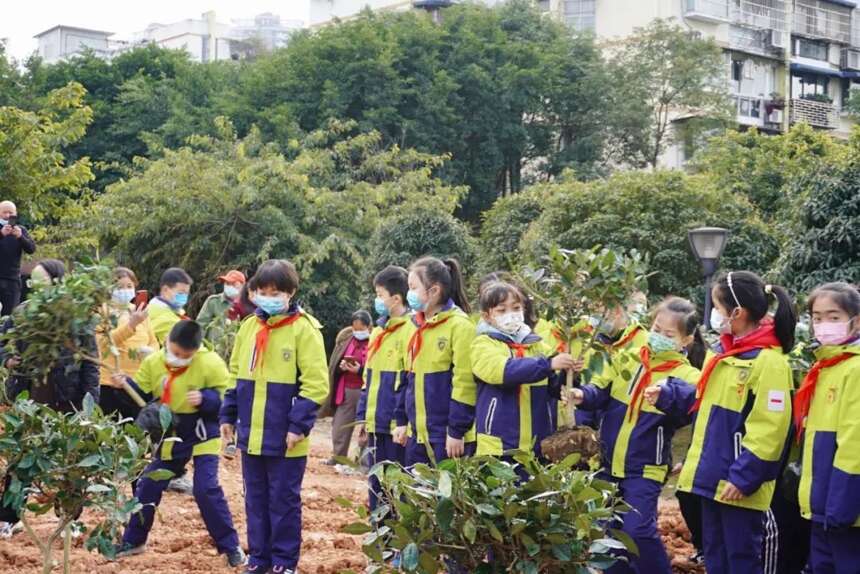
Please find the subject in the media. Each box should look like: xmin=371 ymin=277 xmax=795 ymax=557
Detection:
xmin=551 ymin=353 xmax=576 ymax=371
xmin=392 ymin=425 xmax=408 ymax=446
xmin=186 ymin=390 xmax=203 ymax=407
xmin=720 ymin=482 xmax=746 ymax=502
xmin=109 ymin=373 xmax=127 ymax=389
xmin=357 ymin=427 xmax=368 ymax=448
xmin=643 ymin=383 xmax=664 ymax=406
xmin=286 ymin=431 xmax=304 ymax=451
xmin=569 ymin=388 xmax=585 ymax=405
xmin=446 ymin=435 xmax=465 ymax=459
xmin=571 ymin=359 xmax=585 ymax=372
xmin=220 ymin=423 xmax=235 ymax=444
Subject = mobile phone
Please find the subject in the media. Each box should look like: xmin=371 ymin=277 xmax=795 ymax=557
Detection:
xmin=343 ymin=355 xmax=358 ymax=364
xmin=133 ymin=290 xmax=149 ymax=308
xmin=6 ymin=216 xmax=17 ymax=227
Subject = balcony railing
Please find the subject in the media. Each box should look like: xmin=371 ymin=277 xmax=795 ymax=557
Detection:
xmin=790 ymin=97 xmax=837 ymax=128
xmin=684 ymin=0 xmax=730 ymax=22
xmin=731 ymin=0 xmax=786 ymax=31
xmin=793 ymin=0 xmax=852 ymax=44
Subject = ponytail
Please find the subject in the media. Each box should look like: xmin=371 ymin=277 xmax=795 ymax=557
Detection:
xmin=687 ymin=329 xmax=707 ymax=370
xmin=713 ymin=271 xmax=797 ymax=354
xmin=655 ymin=296 xmax=706 ymax=368
xmin=410 ymin=256 xmax=472 ymax=314
xmin=443 ymin=258 xmax=471 ymax=314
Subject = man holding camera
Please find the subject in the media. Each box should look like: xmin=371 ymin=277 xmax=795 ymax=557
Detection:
xmin=0 ymin=201 xmax=36 ymax=316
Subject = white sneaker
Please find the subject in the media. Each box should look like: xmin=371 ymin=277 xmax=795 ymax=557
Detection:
xmin=166 ymin=476 xmax=194 ymax=495
xmin=0 ymin=521 xmax=22 ymax=539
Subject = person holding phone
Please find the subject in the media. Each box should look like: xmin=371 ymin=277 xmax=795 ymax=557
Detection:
xmin=97 ymin=267 xmax=159 ymax=419
xmin=0 ymin=201 xmax=36 ymax=316
xmin=321 ymin=310 xmax=373 ymax=468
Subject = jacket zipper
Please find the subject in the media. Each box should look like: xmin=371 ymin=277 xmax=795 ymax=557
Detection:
xmin=656 ymin=426 xmax=664 ymax=465
xmin=485 ymin=397 xmax=498 ymax=435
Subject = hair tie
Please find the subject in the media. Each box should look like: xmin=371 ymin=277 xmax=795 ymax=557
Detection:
xmin=765 ymin=284 xmax=773 ymax=295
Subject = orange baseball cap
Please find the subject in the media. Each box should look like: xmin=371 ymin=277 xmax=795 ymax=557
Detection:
xmin=218 ymin=270 xmax=246 ymax=284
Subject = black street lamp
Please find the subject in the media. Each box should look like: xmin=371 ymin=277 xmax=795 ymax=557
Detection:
xmin=687 ymin=227 xmax=730 ymax=328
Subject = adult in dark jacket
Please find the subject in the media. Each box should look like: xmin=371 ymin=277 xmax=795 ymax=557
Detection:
xmin=0 ymin=201 xmax=36 ymax=316
xmin=0 ymin=259 xmax=99 ymax=535
xmin=321 ymin=310 xmax=372 ymax=466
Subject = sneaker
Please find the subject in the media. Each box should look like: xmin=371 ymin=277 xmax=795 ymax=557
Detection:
xmin=167 ymin=476 xmax=194 ymax=494
xmin=0 ymin=521 xmax=22 ymax=539
xmin=689 ymin=551 xmax=705 ymax=565
xmin=113 ymin=542 xmax=146 ymax=559
xmin=242 ymin=565 xmax=267 ymax=574
xmin=322 ymin=458 xmax=337 ymax=466
xmin=226 ymin=547 xmax=247 ymax=567
xmin=271 ymin=567 xmax=296 ymax=574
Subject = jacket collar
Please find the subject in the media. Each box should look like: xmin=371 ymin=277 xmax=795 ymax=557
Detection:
xmin=476 ymin=320 xmax=540 ymax=345
xmin=814 ymin=336 xmax=860 ymax=360
xmin=255 ymin=302 xmax=302 ymax=323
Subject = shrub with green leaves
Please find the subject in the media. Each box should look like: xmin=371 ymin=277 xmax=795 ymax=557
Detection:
xmin=0 ymin=394 xmax=155 ymax=574
xmin=341 ymin=453 xmax=633 ymax=573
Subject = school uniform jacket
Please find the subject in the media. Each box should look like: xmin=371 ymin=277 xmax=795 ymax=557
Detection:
xmin=131 ymin=347 xmax=229 ymax=461
xmin=579 ymin=347 xmax=700 ymax=483
xmin=660 ymin=346 xmax=793 ymax=511
xmin=356 ymin=314 xmax=411 ymax=435
xmin=798 ymin=342 xmax=860 ymax=528
xmin=471 ymin=328 xmax=556 ymax=457
xmin=394 ymin=302 xmax=476 ymax=445
xmin=219 ymin=306 xmax=328 ymax=458
xmin=148 ymin=297 xmax=186 ymax=346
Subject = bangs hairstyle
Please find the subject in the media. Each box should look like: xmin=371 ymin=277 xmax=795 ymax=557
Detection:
xmin=249 ymin=259 xmax=299 ymax=294
xmin=479 ymin=281 xmax=525 ymax=313
xmin=807 ymin=282 xmax=860 ymax=316
xmin=114 ymin=266 xmax=138 ymax=286
xmin=160 ymin=267 xmax=192 ymax=288
xmin=169 ymin=320 xmax=203 ymax=351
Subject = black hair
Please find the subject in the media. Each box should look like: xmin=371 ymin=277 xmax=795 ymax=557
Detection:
xmin=35 ymin=259 xmax=66 ymax=282
xmin=478 ymin=272 xmax=538 ymax=328
xmin=114 ymin=266 xmax=138 ymax=286
xmin=807 ymin=282 xmax=860 ymax=317
xmin=655 ymin=296 xmax=706 ymax=369
xmin=410 ymin=256 xmax=471 ymax=314
xmin=168 ymin=320 xmax=203 ymax=351
xmin=373 ymin=265 xmax=408 ymax=304
xmin=239 ymin=282 xmax=255 ymax=310
xmin=351 ymin=310 xmax=372 ymax=327
xmin=248 ymin=259 xmax=299 ymax=294
xmin=713 ymin=271 xmax=797 ymax=353
xmin=160 ymin=267 xmax=193 ymax=289
xmin=479 ymin=281 xmax=524 ymax=312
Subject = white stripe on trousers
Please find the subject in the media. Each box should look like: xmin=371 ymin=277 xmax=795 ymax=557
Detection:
xmin=763 ymin=509 xmax=779 ymax=574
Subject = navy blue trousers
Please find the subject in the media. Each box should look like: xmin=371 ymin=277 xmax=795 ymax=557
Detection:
xmin=123 ymin=454 xmax=239 ymax=553
xmin=242 ymin=453 xmax=307 ymax=571
xmin=701 ymin=496 xmax=765 ymax=574
xmin=606 ymin=477 xmax=671 ymax=574
xmin=809 ymin=521 xmax=860 ymax=574
xmin=366 ymin=433 xmax=405 ymax=512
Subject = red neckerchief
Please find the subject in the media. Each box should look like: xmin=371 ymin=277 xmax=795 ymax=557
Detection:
xmin=627 ymin=346 xmax=682 ymax=422
xmin=612 ymin=325 xmax=644 ymax=350
xmin=551 ymin=329 xmax=568 ymax=354
xmin=689 ymin=323 xmax=781 ymax=413
xmin=252 ymin=313 xmax=302 ymax=372
xmin=793 ymin=352 xmax=855 ymax=443
xmin=506 ymin=341 xmax=528 ymax=358
xmin=161 ymin=364 xmax=189 ymax=406
xmin=367 ymin=320 xmax=406 ymax=362
xmin=407 ymin=312 xmax=451 ymax=369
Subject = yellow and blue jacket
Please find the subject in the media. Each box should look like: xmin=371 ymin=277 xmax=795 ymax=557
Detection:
xmin=148 ymin=297 xmax=187 ymax=346
xmin=395 ymin=301 xmax=476 ymax=445
xmin=356 ymin=314 xmax=412 ymax=435
xmin=661 ymin=344 xmax=793 ymax=511
xmin=578 ymin=346 xmax=700 ymax=483
xmin=471 ymin=323 xmax=558 ymax=457
xmin=219 ymin=305 xmax=329 ymax=458
xmin=130 ymin=347 xmax=229 ymax=461
xmin=798 ymin=341 xmax=860 ymax=528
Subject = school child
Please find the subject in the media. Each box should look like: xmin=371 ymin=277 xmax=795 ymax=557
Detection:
xmin=115 ymin=320 xmax=244 ymax=567
xmin=794 ymin=282 xmax=860 ymax=574
xmin=219 ymin=259 xmax=328 ymax=574
xmin=471 ymin=281 xmax=575 ymax=459
xmin=355 ymin=266 xmax=411 ymax=510
xmin=149 ymin=267 xmax=194 ymax=345
xmin=571 ymin=297 xmax=703 ymax=574
xmin=645 ymin=271 xmax=796 ymax=574
xmin=392 ymin=257 xmax=476 ymax=465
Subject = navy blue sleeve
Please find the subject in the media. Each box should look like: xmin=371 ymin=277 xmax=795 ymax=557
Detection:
xmin=502 ymin=356 xmax=552 ymax=388
xmin=825 ymin=467 xmax=860 ymax=529
xmin=219 ymin=387 xmax=237 ymax=425
xmin=355 ymin=386 xmax=368 ymax=423
xmin=655 ymin=377 xmax=698 ymax=427
xmin=288 ymin=396 xmax=321 ymax=436
xmin=393 ymin=373 xmax=409 ymax=426
xmin=197 ymin=388 xmax=222 ymax=417
xmin=19 ymin=228 xmax=36 ymax=255
xmin=447 ymin=399 xmax=475 ymax=440
xmin=728 ymin=449 xmax=784 ymax=497
xmin=578 ymin=383 xmax=612 ymax=411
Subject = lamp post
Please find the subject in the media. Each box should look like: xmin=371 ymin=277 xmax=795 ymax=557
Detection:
xmin=688 ymin=227 xmax=730 ymax=327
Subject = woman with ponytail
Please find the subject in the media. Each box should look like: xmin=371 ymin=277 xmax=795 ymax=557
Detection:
xmin=570 ymin=297 xmax=702 ymax=573
xmin=392 ymin=257 xmax=477 ymax=465
xmin=794 ymin=282 xmax=860 ymax=573
xmin=646 ymin=271 xmax=796 ymax=574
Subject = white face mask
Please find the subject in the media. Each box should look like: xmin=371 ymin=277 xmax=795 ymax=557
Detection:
xmin=710 ymin=308 xmax=735 ymax=334
xmin=494 ymin=311 xmax=526 ymax=335
xmin=112 ymin=288 xmax=136 ymax=305
xmin=165 ymin=348 xmax=192 ymax=368
xmin=353 ymin=330 xmax=370 ymax=341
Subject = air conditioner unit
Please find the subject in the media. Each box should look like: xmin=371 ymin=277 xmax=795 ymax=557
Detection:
xmin=843 ymin=48 xmax=860 ymax=71
xmin=767 ymin=29 xmax=787 ymax=50
xmin=768 ymin=109 xmax=784 ymax=124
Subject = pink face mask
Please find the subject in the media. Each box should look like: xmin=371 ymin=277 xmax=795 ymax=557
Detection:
xmin=814 ymin=321 xmax=853 ymax=346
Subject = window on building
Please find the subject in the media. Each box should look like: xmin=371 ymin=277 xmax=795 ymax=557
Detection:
xmin=732 ymin=59 xmax=743 ymax=82
xmin=792 ymin=73 xmax=830 ymax=99
xmin=793 ymin=38 xmax=829 ymax=61
xmin=563 ymin=0 xmax=596 ymax=31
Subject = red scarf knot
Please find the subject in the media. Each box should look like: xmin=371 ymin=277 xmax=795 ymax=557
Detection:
xmin=367 ymin=321 xmax=405 ymax=362
xmin=161 ymin=364 xmax=190 ymax=406
xmin=251 ymin=313 xmax=302 ymax=372
xmin=627 ymin=346 xmax=682 ymax=422
xmin=407 ymin=313 xmax=450 ymax=370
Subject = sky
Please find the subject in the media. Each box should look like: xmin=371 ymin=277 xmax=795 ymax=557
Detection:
xmin=0 ymin=1 xmax=310 ymax=61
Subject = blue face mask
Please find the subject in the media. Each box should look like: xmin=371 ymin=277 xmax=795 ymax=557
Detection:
xmin=172 ymin=292 xmax=189 ymax=308
xmin=112 ymin=288 xmax=136 ymax=305
xmin=374 ymin=297 xmax=388 ymax=316
xmin=406 ymin=290 xmax=425 ymax=312
xmin=256 ymin=294 xmax=287 ymax=316
xmin=648 ymin=331 xmax=679 ymax=354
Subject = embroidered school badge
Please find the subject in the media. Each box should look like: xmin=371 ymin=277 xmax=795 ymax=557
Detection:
xmin=827 ymin=387 xmax=837 ymax=404
xmin=437 ymin=337 xmax=448 ymax=351
xmin=282 ymin=348 xmax=293 ymax=361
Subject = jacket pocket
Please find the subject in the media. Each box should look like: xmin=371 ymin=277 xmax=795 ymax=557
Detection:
xmin=485 ymin=397 xmax=498 ymax=436
xmin=656 ymin=426 xmax=665 ymax=466
xmin=734 ymin=431 xmax=743 ymax=460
